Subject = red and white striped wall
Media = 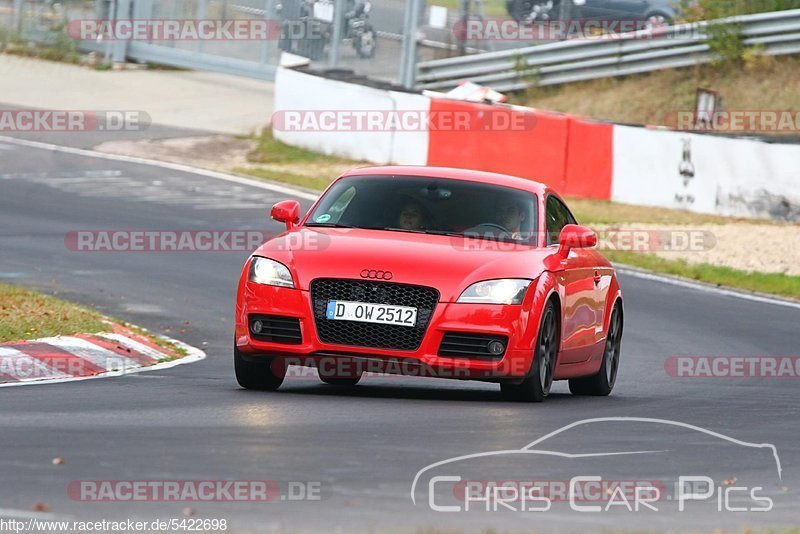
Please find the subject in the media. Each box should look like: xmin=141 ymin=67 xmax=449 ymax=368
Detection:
xmin=274 ymin=67 xmax=800 ymax=220
xmin=0 ymin=326 xmax=203 ymax=387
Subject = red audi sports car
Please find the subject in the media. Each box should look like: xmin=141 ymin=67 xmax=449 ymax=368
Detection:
xmin=234 ymin=166 xmax=623 ymax=402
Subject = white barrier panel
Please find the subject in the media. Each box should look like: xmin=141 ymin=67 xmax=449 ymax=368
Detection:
xmin=274 ymin=67 xmax=429 ymax=165
xmin=612 ymin=125 xmax=800 ymax=219
xmin=387 ymin=90 xmax=430 ymax=166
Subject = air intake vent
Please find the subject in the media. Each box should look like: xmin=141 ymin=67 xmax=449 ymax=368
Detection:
xmin=438 ymin=332 xmax=508 ymax=359
xmin=249 ymin=315 xmax=302 ymax=345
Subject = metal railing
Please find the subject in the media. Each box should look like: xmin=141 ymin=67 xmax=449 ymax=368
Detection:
xmin=415 ymin=9 xmax=800 ymax=92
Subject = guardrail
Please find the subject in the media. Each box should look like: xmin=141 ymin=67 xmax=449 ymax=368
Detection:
xmin=415 ymin=9 xmax=800 ymax=92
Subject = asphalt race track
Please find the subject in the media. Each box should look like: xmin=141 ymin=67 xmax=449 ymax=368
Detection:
xmin=1 ymin=137 xmax=799 ymax=532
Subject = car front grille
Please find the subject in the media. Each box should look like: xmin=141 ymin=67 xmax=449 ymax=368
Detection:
xmin=438 ymin=332 xmax=508 ymax=360
xmin=310 ymin=278 xmax=439 ymax=351
xmin=248 ymin=314 xmax=303 ymax=345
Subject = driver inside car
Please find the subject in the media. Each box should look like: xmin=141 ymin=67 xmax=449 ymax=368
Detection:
xmin=396 ymin=198 xmax=428 ymax=231
xmin=495 ymin=196 xmax=526 ymax=240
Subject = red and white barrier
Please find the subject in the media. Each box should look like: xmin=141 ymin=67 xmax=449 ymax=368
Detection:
xmin=274 ymin=67 xmax=800 ymax=220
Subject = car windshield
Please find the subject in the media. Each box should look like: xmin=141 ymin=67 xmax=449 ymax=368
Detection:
xmin=305 ymin=175 xmax=538 ymax=245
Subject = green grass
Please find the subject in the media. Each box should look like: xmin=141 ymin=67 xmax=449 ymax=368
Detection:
xmin=429 ymin=0 xmax=508 ymax=17
xmin=246 ymin=129 xmax=353 ymax=166
xmin=606 ymin=250 xmax=800 ymax=300
xmin=0 ymin=283 xmax=111 ymax=343
xmin=566 ymin=197 xmax=764 ymax=226
xmin=232 ymin=167 xmax=337 ymax=191
xmin=0 ymin=283 xmax=190 ymax=358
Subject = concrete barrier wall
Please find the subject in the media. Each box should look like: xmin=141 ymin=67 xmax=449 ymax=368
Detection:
xmin=273 ymin=68 xmax=428 ymax=165
xmin=273 ymin=66 xmax=800 ymax=221
xmin=612 ymin=125 xmax=800 ymax=220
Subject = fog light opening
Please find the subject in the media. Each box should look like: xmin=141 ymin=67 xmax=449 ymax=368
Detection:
xmin=487 ymin=340 xmax=505 ymax=355
xmin=251 ymin=320 xmax=263 ymax=334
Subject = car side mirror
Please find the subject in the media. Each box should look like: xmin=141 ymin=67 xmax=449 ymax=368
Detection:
xmin=558 ymin=224 xmax=597 ymax=257
xmin=271 ymin=200 xmax=301 ymax=230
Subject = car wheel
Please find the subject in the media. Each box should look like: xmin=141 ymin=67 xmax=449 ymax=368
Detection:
xmin=501 ymin=300 xmax=558 ymax=402
xmin=569 ymin=301 xmax=622 ymax=396
xmin=645 ymin=12 xmax=672 ymax=27
xmin=234 ymin=344 xmax=284 ymax=391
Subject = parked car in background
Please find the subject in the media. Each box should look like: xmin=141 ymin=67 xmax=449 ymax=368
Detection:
xmin=507 ymin=0 xmax=682 ymax=25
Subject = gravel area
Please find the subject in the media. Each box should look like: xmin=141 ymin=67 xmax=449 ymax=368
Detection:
xmin=596 ymin=223 xmax=800 ymax=276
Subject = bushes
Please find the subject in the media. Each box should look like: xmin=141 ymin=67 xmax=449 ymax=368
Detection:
xmin=680 ymin=0 xmax=800 ymax=63
xmin=682 ymin=0 xmax=800 ymax=20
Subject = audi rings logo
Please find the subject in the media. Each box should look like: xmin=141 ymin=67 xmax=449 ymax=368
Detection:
xmin=360 ymin=269 xmax=393 ymax=280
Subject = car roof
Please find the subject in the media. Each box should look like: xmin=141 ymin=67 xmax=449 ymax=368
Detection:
xmin=340 ymin=166 xmax=552 ymax=196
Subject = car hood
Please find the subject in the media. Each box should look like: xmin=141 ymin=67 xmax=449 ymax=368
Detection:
xmin=254 ymin=227 xmax=556 ymax=301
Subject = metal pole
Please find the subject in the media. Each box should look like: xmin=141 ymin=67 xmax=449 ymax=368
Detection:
xmin=558 ymin=0 xmax=570 ymax=40
xmin=13 ymin=0 xmax=24 ymax=35
xmin=457 ymin=0 xmax=468 ymax=54
xmin=397 ymin=0 xmax=413 ymax=82
xmin=196 ymin=0 xmax=208 ymax=54
xmin=104 ymin=0 xmax=116 ymax=62
xmin=399 ymin=0 xmax=421 ymax=88
xmin=328 ymin=0 xmax=346 ymax=68
xmin=111 ymin=0 xmax=130 ymax=63
xmin=260 ymin=0 xmax=275 ymax=64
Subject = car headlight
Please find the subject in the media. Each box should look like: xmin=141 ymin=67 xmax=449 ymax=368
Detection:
xmin=457 ymin=279 xmax=532 ymax=305
xmin=248 ymin=257 xmax=294 ymax=288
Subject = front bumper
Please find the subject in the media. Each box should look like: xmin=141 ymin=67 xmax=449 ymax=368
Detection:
xmin=236 ymin=282 xmax=540 ymax=380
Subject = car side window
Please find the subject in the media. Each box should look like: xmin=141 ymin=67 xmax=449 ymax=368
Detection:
xmin=545 ymin=196 xmax=576 ymax=245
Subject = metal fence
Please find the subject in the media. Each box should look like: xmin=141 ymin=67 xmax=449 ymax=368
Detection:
xmin=0 ymin=0 xmax=431 ymax=85
xmin=415 ymin=9 xmax=800 ymax=92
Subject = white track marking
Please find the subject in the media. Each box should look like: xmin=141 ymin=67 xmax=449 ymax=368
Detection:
xmin=96 ymin=332 xmax=171 ymax=361
xmin=0 ymin=334 xmax=205 ymax=388
xmin=618 ymin=266 xmax=800 ymax=310
xmin=0 ymin=346 xmax=69 ymax=381
xmin=34 ymin=336 xmax=140 ymax=370
xmin=0 ymin=135 xmax=319 ymax=201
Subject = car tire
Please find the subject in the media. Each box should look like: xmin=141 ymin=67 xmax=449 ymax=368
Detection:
xmin=501 ymin=300 xmax=558 ymax=403
xmin=234 ymin=344 xmax=284 ymax=391
xmin=569 ymin=301 xmax=622 ymax=396
xmin=645 ymin=12 xmax=672 ymax=27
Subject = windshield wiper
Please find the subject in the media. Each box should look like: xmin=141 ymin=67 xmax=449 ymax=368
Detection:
xmin=304 ymin=222 xmax=357 ymax=228
xmin=382 ymin=227 xmax=463 ymax=237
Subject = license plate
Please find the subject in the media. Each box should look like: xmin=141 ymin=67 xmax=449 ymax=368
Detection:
xmin=326 ymin=301 xmax=417 ymax=327
xmin=313 ymin=1 xmax=334 ymax=22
